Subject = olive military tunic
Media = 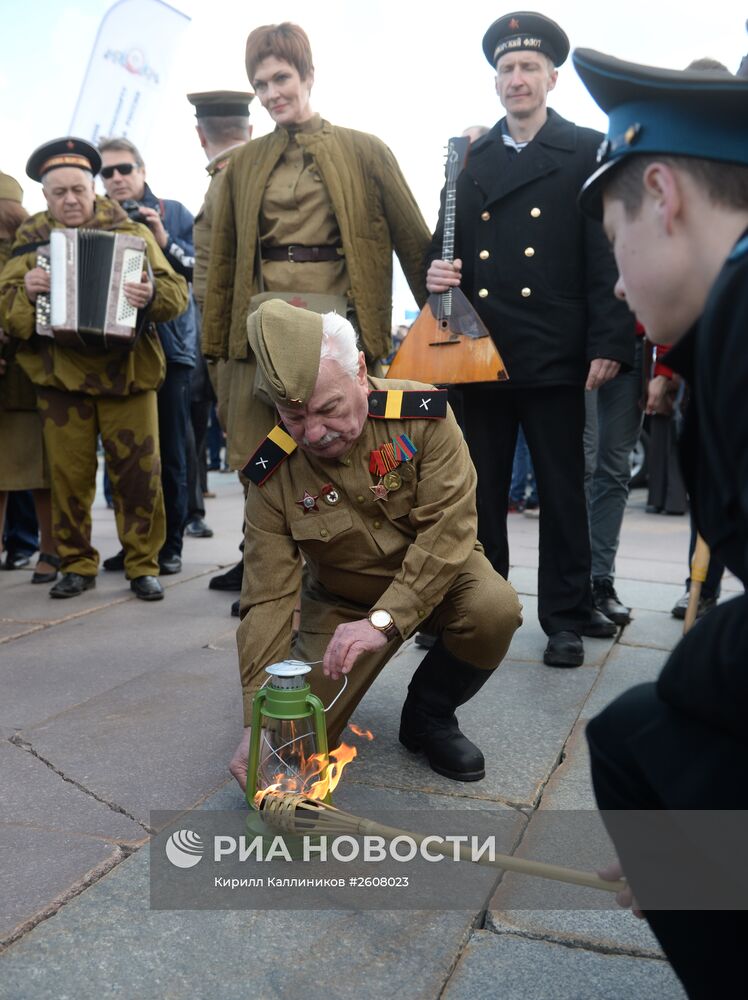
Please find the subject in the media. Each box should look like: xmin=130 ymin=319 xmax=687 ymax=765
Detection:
xmin=236 ymin=378 xmax=523 ymax=743
xmin=0 ymin=197 xmax=189 ymax=577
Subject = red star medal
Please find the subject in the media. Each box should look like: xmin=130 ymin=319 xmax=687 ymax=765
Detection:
xmin=370 ymin=482 xmax=389 ymax=501
xmin=296 ymin=490 xmax=319 ymax=513
xmin=509 ymin=17 xmax=520 ymax=29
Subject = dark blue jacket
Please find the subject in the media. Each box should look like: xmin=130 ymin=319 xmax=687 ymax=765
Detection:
xmin=141 ymin=184 xmax=197 ymax=367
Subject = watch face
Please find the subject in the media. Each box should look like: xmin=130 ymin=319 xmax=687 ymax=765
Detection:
xmin=370 ymin=610 xmax=391 ymax=629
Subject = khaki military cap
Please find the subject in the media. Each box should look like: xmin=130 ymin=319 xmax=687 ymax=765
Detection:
xmin=0 ymin=170 xmax=23 ymax=203
xmin=248 ymin=299 xmax=323 ymax=408
xmin=187 ymin=90 xmax=254 ymax=117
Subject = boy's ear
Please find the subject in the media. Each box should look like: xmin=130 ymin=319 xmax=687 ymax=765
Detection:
xmin=642 ymin=161 xmax=682 ymax=231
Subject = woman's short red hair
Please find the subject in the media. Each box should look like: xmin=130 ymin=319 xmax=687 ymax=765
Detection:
xmin=245 ymin=22 xmax=314 ymax=83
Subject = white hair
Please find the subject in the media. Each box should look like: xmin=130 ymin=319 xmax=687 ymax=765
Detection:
xmin=42 ymin=168 xmax=93 ymax=190
xmin=319 ymin=311 xmax=360 ymax=379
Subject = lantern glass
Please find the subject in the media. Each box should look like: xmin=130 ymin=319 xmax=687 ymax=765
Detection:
xmin=257 ymin=714 xmax=319 ymax=791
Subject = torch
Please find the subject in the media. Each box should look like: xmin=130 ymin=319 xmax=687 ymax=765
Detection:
xmin=256 ymin=791 xmax=626 ymax=895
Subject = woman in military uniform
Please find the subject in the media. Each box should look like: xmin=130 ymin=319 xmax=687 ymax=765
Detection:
xmin=201 ymin=21 xmax=431 ymax=469
xmin=0 ymin=170 xmax=57 ymax=582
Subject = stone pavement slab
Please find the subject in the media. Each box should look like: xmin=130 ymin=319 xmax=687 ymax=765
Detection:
xmin=442 ymin=930 xmax=686 ymax=999
xmin=618 ymin=608 xmax=685 ymax=651
xmin=578 ymin=643 xmax=665 ymax=723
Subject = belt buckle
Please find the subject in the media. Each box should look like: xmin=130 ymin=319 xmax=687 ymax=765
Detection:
xmin=287 ymin=245 xmax=297 ymax=263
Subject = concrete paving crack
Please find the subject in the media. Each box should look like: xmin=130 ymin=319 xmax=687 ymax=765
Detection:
xmin=8 ymin=735 xmax=152 ymax=834
xmin=485 ymin=923 xmax=667 ymax=961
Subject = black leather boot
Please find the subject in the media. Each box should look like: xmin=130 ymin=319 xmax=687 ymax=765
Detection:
xmin=399 ymin=641 xmax=493 ymax=782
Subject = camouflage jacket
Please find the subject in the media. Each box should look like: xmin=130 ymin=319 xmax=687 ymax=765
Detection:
xmin=0 ymin=197 xmax=189 ymax=396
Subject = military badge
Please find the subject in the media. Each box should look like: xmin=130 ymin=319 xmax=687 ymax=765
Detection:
xmin=370 ymin=483 xmax=390 ymax=502
xmin=296 ymin=490 xmax=319 ymax=513
xmin=321 ymin=483 xmax=340 ymax=506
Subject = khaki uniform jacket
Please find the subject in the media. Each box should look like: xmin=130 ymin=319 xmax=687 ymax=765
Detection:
xmin=237 ymin=377 xmax=479 ymax=699
xmin=0 ymin=236 xmax=36 ymax=411
xmin=201 ymin=121 xmax=430 ymax=364
xmin=192 ymin=144 xmax=246 ymax=312
xmin=0 ymin=197 xmax=189 ymax=396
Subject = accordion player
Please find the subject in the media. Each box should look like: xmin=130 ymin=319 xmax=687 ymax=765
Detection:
xmin=36 ymin=227 xmax=147 ymax=349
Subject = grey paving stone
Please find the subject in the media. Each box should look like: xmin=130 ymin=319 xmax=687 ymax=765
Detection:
xmin=442 ymin=930 xmax=686 ymax=999
xmin=0 ymin=741 xmax=144 ymax=841
xmin=0 ymin=826 xmax=119 ymax=943
xmin=0 ymin=846 xmax=479 ymax=1000
xmin=578 ymin=644 xmax=665 ymax=722
xmin=0 ymin=620 xmax=44 ymax=643
xmin=349 ymin=646 xmax=596 ymax=808
xmin=615 ymin=579 xmax=685 ymax=613
xmin=619 ymin=608 xmax=684 ymax=651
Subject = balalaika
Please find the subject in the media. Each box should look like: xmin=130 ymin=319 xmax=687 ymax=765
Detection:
xmin=36 ymin=228 xmax=146 ymax=349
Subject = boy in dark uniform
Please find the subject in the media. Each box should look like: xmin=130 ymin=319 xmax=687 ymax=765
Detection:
xmin=574 ymin=49 xmax=748 ymax=998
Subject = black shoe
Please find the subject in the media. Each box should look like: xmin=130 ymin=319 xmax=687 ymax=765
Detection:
xmin=593 ymin=579 xmax=631 ymax=626
xmin=50 ymin=572 xmax=96 ymax=598
xmin=4 ymin=551 xmax=34 ymax=570
xmin=159 ymin=554 xmax=182 ymax=575
xmin=103 ymin=549 xmax=125 ymax=572
xmin=31 ymin=552 xmax=61 ymax=584
xmin=184 ymin=518 xmax=214 ymax=538
xmin=671 ymin=591 xmax=717 ymax=621
xmin=130 ymin=576 xmax=164 ymax=601
xmin=399 ymin=641 xmax=491 ymax=781
xmin=209 ymin=560 xmax=244 ymax=592
xmin=580 ymin=608 xmax=618 ymax=638
xmin=231 ymin=599 xmax=240 ymax=617
xmin=414 ymin=632 xmax=437 ymax=650
xmin=544 ymin=631 xmax=584 ymax=667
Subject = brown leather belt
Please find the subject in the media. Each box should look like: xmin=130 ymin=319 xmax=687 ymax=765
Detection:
xmin=262 ymin=244 xmax=343 ymax=263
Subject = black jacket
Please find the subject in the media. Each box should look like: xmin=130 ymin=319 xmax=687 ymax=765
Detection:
xmin=656 ymin=232 xmax=748 ymax=744
xmin=427 ymin=110 xmax=635 ymax=386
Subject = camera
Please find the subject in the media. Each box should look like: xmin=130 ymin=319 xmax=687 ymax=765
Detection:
xmin=121 ymin=199 xmax=151 ymax=225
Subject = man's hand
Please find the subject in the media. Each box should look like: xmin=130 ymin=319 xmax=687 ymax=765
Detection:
xmin=646 ymin=374 xmax=678 ymax=416
xmin=23 ymin=266 xmax=50 ymax=303
xmin=135 ymin=204 xmax=168 ymax=249
xmin=123 ymin=270 xmax=154 ymax=310
xmin=426 ymin=258 xmax=463 ymax=294
xmin=323 ymin=619 xmax=389 ymax=681
xmin=598 ymin=860 xmax=644 ymax=918
xmin=586 ymin=358 xmax=621 ymax=391
xmin=229 ymin=726 xmax=252 ymax=792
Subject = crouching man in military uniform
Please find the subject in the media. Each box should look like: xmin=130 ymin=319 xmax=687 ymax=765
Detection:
xmin=0 ymin=138 xmax=189 ymax=600
xmin=229 ymin=300 xmax=522 ymax=788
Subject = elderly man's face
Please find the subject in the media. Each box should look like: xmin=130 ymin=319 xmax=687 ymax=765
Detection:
xmin=276 ymin=353 xmax=369 ymax=459
xmin=42 ymin=167 xmax=95 ymax=227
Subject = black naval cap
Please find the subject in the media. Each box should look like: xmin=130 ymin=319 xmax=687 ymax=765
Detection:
xmin=187 ymin=90 xmax=254 ymax=118
xmin=573 ymin=48 xmax=748 ymax=218
xmin=25 ymin=136 xmax=101 ymax=183
xmin=482 ymin=11 xmax=569 ymax=68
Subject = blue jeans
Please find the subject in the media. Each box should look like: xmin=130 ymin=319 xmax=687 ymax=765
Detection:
xmin=584 ymin=339 xmax=643 ymax=582
xmin=509 ymin=426 xmax=538 ymax=504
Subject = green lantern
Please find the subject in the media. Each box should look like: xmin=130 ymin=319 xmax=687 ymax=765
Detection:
xmin=246 ymin=661 xmax=329 ymax=809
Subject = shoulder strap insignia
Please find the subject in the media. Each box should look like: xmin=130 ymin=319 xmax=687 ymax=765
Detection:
xmin=368 ymin=389 xmax=448 ymax=420
xmin=240 ymin=422 xmax=297 ymax=486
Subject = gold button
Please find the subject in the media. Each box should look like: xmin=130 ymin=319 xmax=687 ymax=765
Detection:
xmin=320 ymin=529 xmax=328 ymax=538
xmin=373 ymin=520 xmax=381 ymax=529
xmin=356 ymin=495 xmax=365 ymax=503
xmin=417 ymin=609 xmax=425 ymax=618
xmin=340 ymin=458 xmax=351 ymax=467
xmin=481 ymin=210 xmax=490 ymax=221
xmin=521 ymin=287 xmax=532 ymax=298
xmin=530 ymin=207 xmax=541 ymax=218
xmin=524 ymin=247 xmax=535 ymax=257
xmin=479 ymin=250 xmax=490 ymax=260
xmin=478 ymin=288 xmax=489 ymax=299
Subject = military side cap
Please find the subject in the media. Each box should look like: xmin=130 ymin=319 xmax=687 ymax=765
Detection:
xmin=368 ymin=389 xmax=448 ymax=420
xmin=574 ymin=48 xmax=748 ymax=218
xmin=247 ymin=299 xmax=323 ymax=409
xmin=187 ymin=90 xmax=254 ymax=117
xmin=26 ymin=137 xmax=101 ymax=183
xmin=483 ymin=11 xmax=569 ymax=68
xmin=0 ymin=171 xmax=23 ymax=203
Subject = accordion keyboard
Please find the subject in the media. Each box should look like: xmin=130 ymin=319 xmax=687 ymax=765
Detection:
xmin=116 ymin=249 xmax=143 ymax=326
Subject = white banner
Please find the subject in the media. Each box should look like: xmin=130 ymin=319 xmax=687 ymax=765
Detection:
xmin=69 ymin=0 xmax=190 ymax=149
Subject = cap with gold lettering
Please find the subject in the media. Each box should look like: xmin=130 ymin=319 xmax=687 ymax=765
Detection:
xmin=482 ymin=11 xmax=569 ymax=69
xmin=187 ymin=90 xmax=254 ymax=118
xmin=26 ymin=137 xmax=101 ymax=183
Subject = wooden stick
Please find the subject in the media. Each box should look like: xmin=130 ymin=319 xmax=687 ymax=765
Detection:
xmin=684 ymin=534 xmax=710 ymax=634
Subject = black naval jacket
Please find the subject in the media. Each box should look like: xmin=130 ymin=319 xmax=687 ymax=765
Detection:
xmin=656 ymin=232 xmax=748 ymax=745
xmin=427 ymin=109 xmax=635 ymax=386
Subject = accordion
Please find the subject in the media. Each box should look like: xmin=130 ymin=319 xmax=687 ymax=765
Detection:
xmin=36 ymin=228 xmax=146 ymax=349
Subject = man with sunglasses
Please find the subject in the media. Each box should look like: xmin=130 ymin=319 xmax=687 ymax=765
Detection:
xmin=98 ymin=137 xmax=206 ymax=578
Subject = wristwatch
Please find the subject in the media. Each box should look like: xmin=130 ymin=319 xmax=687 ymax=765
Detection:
xmin=368 ymin=608 xmax=399 ymax=641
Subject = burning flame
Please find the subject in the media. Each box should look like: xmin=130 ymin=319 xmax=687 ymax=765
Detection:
xmin=253 ymin=726 xmax=375 ymax=808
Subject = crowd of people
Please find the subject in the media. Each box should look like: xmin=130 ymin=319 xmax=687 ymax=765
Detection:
xmin=1 ymin=13 xmax=747 ymax=998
